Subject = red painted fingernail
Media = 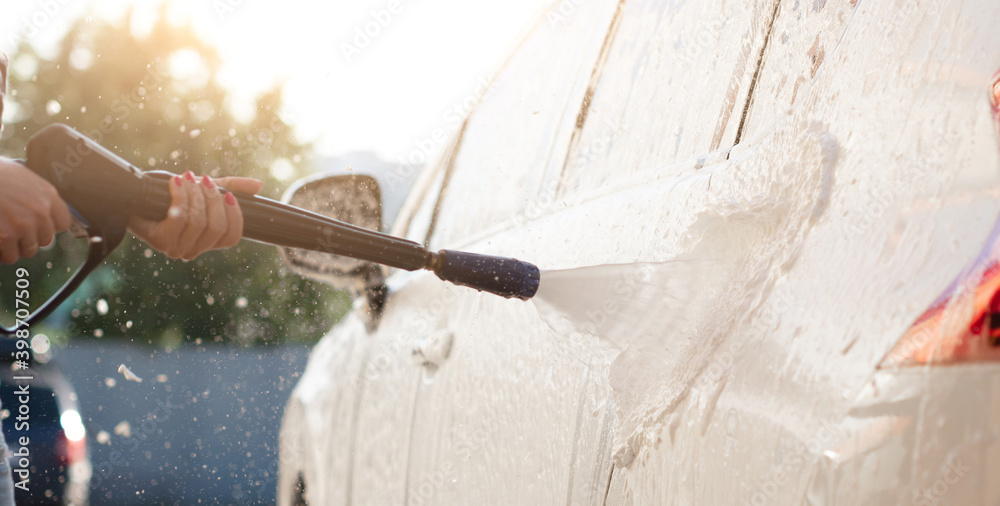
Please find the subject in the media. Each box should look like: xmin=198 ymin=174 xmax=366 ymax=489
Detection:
xmin=202 ymin=175 xmax=215 ymax=189
xmin=225 ymin=192 xmax=236 ymax=206
xmin=185 ymin=171 xmax=196 ymax=183
xmin=174 ymin=175 xmax=183 ymax=187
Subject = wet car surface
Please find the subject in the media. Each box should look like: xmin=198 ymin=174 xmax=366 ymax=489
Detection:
xmin=277 ymin=0 xmax=1000 ymax=504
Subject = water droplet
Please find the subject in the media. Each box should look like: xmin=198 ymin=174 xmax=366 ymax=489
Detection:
xmin=114 ymin=421 xmax=132 ymax=438
xmin=30 ymin=334 xmax=50 ymax=355
xmin=270 ymin=158 xmax=294 ymax=181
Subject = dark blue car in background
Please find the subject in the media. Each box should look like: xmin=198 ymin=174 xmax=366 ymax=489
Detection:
xmin=0 ymin=338 xmax=89 ymax=505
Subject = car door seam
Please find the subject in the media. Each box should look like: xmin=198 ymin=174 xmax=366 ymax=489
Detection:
xmin=729 ymin=0 xmax=783 ymax=154
xmin=564 ymin=364 xmax=592 ymax=506
xmin=601 ymin=464 xmax=615 ymax=506
xmin=401 ymin=370 xmax=423 ymax=506
xmin=346 ymin=346 xmax=373 ymax=506
xmin=423 ymin=118 xmax=469 ymax=248
xmin=554 ymin=0 xmax=629 ymax=200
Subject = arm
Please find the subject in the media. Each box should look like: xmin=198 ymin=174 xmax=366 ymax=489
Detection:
xmin=0 ymin=158 xmax=72 ymax=264
xmin=0 ymin=53 xmax=73 ymax=264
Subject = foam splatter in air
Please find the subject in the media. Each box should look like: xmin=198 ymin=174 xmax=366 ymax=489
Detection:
xmin=118 ymin=364 xmax=143 ymax=383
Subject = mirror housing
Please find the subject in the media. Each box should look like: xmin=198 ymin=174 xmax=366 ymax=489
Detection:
xmin=279 ymin=172 xmax=388 ymax=317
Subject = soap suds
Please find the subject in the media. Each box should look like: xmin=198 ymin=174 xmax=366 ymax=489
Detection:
xmin=534 ymin=123 xmax=838 ymax=466
xmin=118 ymin=364 xmax=143 ymax=383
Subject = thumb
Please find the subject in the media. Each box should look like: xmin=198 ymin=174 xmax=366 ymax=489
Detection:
xmin=215 ymin=177 xmax=263 ymax=195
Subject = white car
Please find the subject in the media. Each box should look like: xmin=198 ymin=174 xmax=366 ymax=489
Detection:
xmin=277 ymin=0 xmax=1000 ymax=504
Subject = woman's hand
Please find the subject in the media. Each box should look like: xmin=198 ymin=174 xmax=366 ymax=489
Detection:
xmin=128 ymin=171 xmax=263 ymax=260
xmin=0 ymin=157 xmax=72 ymax=264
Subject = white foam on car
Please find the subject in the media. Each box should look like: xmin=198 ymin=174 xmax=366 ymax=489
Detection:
xmin=534 ymin=124 xmax=837 ymax=465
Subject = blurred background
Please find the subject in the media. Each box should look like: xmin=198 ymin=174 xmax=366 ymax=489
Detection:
xmin=0 ymin=0 xmax=545 ymax=503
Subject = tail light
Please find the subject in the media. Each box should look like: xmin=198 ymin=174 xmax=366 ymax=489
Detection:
xmin=58 ymin=410 xmax=87 ymax=464
xmin=879 ymin=72 xmax=1000 ymax=368
xmin=993 ymin=71 xmax=1000 ymax=117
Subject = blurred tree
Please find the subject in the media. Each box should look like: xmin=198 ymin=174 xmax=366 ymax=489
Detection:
xmin=0 ymin=8 xmax=350 ymax=346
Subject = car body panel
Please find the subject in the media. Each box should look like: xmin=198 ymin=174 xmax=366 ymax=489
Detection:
xmin=280 ymin=315 xmax=370 ymax=504
xmin=603 ymin=0 xmax=1000 ymax=502
xmin=737 ymin=0 xmax=855 ymax=143
xmin=431 ymin=0 xmax=621 ymax=246
xmin=554 ymin=0 xmax=781 ymax=198
xmin=280 ymin=0 xmax=1000 ymax=504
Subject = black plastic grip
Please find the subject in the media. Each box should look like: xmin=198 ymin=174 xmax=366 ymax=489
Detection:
xmin=431 ymin=249 xmax=540 ymax=300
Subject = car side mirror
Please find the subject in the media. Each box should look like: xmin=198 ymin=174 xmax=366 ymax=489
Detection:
xmin=279 ymin=172 xmax=388 ymax=319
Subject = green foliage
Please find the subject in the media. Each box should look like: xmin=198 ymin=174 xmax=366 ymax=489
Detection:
xmin=0 ymin=10 xmax=350 ymax=346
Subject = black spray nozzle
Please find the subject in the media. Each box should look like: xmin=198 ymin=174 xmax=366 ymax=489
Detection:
xmin=430 ymin=249 xmax=540 ymax=301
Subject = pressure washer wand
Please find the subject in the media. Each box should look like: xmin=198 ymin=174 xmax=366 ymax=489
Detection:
xmin=24 ymin=124 xmax=540 ymax=302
